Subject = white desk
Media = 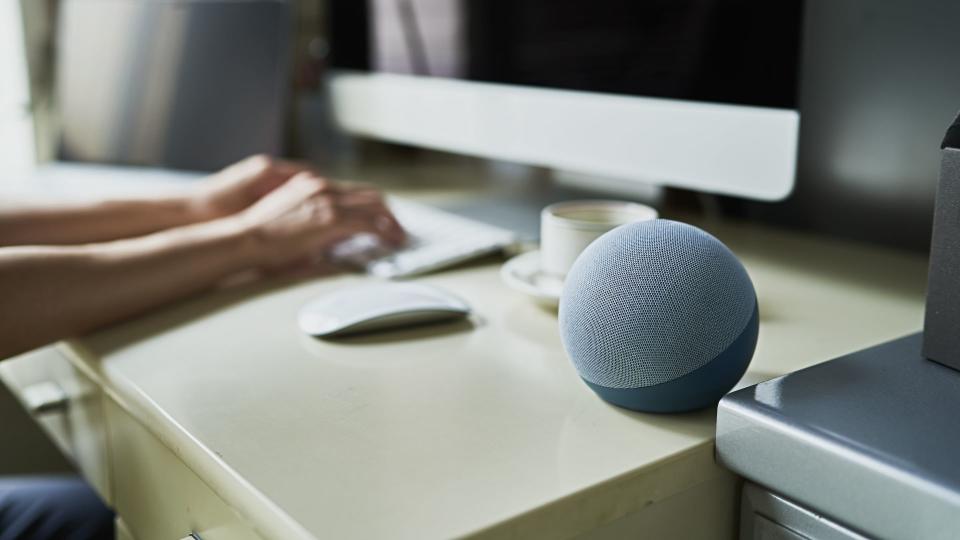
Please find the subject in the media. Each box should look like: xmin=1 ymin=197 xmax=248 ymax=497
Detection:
xmin=0 ymin=166 xmax=929 ymax=539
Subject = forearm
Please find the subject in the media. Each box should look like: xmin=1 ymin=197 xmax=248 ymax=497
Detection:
xmin=0 ymin=194 xmax=207 ymax=246
xmin=0 ymin=217 xmax=257 ymax=359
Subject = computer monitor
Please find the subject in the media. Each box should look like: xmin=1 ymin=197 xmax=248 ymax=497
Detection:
xmin=327 ymin=0 xmax=804 ymax=200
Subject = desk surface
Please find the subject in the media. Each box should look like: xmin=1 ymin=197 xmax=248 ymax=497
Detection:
xmin=30 ymin=163 xmax=929 ymax=539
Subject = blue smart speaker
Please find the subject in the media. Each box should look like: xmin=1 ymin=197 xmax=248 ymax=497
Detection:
xmin=558 ymin=219 xmax=758 ymax=413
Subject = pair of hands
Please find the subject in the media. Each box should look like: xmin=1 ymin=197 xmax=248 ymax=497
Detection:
xmin=191 ymin=155 xmax=405 ymax=274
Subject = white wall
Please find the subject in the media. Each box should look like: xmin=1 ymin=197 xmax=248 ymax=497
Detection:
xmin=0 ymin=0 xmax=36 ymax=182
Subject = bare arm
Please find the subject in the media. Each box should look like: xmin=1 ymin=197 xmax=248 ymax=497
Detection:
xmin=0 ymin=174 xmax=404 ymax=360
xmin=0 ymin=195 xmax=205 ymax=246
xmin=0 ymin=219 xmax=253 ymax=356
xmin=0 ymin=155 xmax=315 ymax=246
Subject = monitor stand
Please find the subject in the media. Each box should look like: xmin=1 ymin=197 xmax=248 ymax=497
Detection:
xmin=440 ymin=168 xmax=664 ymax=242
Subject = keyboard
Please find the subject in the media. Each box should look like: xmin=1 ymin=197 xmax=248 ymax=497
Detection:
xmin=334 ymin=198 xmax=519 ymax=279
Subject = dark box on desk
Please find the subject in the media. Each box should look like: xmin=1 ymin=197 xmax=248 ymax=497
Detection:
xmin=923 ymin=113 xmax=960 ymax=370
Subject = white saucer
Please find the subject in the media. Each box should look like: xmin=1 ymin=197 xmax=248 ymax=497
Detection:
xmin=500 ymin=250 xmax=564 ymax=308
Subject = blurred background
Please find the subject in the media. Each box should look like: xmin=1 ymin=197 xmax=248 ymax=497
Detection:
xmin=2 ymin=0 xmax=960 ymax=251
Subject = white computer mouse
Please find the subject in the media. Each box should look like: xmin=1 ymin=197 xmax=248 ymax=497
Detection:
xmin=298 ymin=282 xmax=472 ymax=338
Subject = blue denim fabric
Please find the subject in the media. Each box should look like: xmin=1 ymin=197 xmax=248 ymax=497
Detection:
xmin=0 ymin=476 xmax=113 ymax=540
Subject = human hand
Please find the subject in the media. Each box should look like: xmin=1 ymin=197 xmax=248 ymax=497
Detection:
xmin=235 ymin=173 xmax=405 ymax=273
xmin=190 ymin=155 xmax=322 ymax=221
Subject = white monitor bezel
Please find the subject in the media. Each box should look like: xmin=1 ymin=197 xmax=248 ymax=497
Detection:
xmin=330 ymin=71 xmax=799 ymax=201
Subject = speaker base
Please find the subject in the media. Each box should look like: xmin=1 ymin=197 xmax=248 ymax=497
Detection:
xmin=583 ymin=304 xmax=759 ymax=413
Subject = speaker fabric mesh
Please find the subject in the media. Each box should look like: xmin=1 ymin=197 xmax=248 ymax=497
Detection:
xmin=559 ymin=219 xmax=757 ymax=389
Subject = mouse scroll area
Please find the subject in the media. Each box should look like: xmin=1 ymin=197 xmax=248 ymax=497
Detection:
xmin=317 ymin=308 xmax=469 ymax=338
xmin=298 ymin=283 xmax=471 ymax=338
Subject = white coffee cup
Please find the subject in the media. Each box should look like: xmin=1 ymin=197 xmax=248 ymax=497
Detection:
xmin=540 ymin=200 xmax=658 ymax=278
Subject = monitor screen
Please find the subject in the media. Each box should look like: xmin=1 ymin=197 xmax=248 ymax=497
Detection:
xmin=326 ymin=0 xmax=804 ymax=200
xmin=330 ymin=0 xmax=803 ymax=110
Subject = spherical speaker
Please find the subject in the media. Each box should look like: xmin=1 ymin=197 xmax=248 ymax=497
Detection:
xmin=558 ymin=219 xmax=758 ymax=413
